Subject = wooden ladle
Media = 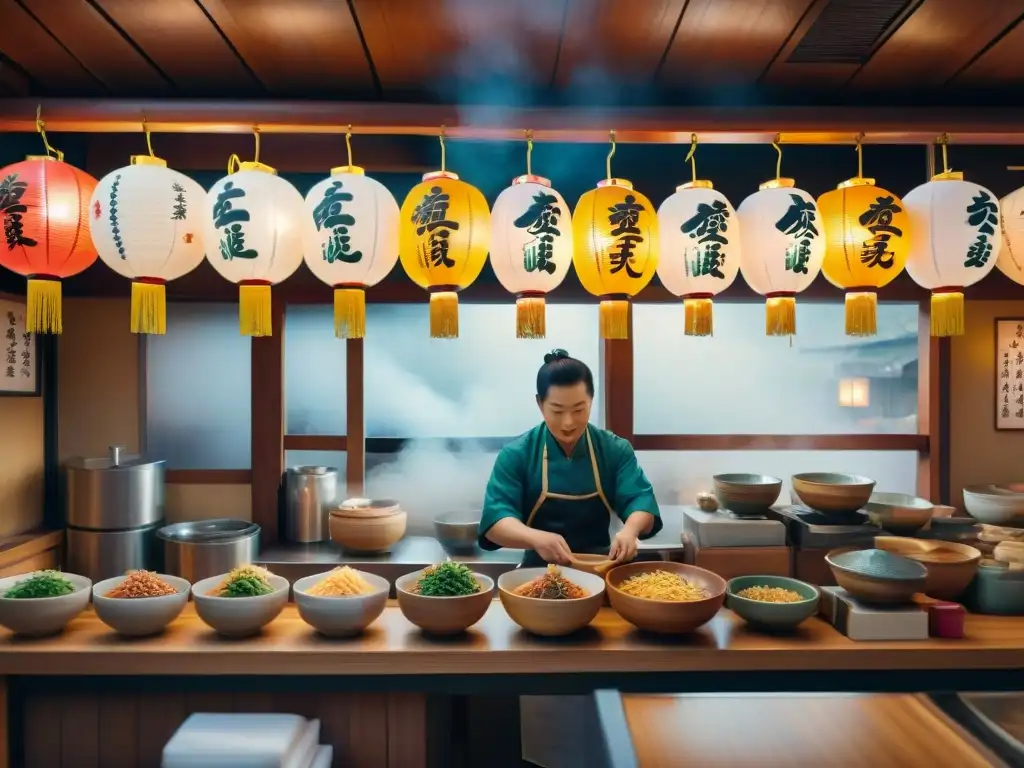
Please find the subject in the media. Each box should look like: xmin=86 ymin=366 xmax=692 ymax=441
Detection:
xmin=569 ymin=553 xmax=615 ymax=576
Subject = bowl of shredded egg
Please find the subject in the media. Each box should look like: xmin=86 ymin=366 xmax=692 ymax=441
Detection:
xmin=605 ymin=562 xmax=726 ymax=635
xmin=292 ymin=567 xmax=390 ymax=637
xmin=725 ymin=575 xmax=820 ymax=631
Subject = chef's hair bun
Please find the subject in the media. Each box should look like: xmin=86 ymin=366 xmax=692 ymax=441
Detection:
xmin=544 ymin=349 xmax=570 ymax=365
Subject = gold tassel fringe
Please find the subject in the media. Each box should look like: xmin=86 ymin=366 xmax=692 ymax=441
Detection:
xmin=26 ymin=278 xmax=62 ymax=334
xmin=684 ymin=297 xmax=713 ymax=337
xmin=599 ymin=299 xmax=629 ymax=339
xmin=430 ymin=291 xmax=459 ymax=338
xmin=516 ymin=296 xmax=546 ymax=339
xmin=131 ymin=282 xmax=167 ymax=335
xmin=766 ymin=295 xmax=796 ymax=337
xmin=239 ymin=284 xmax=273 ymax=337
xmin=844 ymin=291 xmax=877 ymax=337
xmin=931 ymin=291 xmax=965 ymax=337
xmin=333 ymin=288 xmax=366 ymax=339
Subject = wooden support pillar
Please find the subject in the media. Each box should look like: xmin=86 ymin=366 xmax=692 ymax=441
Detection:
xmin=346 ymin=338 xmax=365 ymax=497
xmin=251 ymin=302 xmax=285 ymax=547
xmin=601 ymin=304 xmax=635 ymax=443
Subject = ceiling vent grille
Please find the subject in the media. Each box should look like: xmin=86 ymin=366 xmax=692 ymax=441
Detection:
xmin=787 ymin=0 xmax=913 ymax=64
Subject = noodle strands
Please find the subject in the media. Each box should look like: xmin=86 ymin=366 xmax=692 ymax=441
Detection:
xmin=617 ymin=570 xmax=710 ymax=602
xmin=208 ymin=565 xmax=276 ymax=597
xmin=513 ymin=565 xmax=589 ymax=600
xmin=106 ymin=571 xmax=177 ymax=598
xmin=307 ymin=567 xmax=375 ymax=597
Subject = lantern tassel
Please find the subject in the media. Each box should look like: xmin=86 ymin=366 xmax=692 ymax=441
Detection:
xmin=599 ymin=299 xmax=629 ymax=340
xmin=766 ymin=295 xmax=796 ymax=337
xmin=684 ymin=297 xmax=713 ymax=337
xmin=26 ymin=278 xmax=62 ymax=334
xmin=931 ymin=291 xmax=965 ymax=337
xmin=334 ymin=287 xmax=366 ymax=339
xmin=239 ymin=284 xmax=273 ymax=337
xmin=516 ymin=296 xmax=546 ymax=339
xmin=131 ymin=281 xmax=166 ymax=335
xmin=430 ymin=291 xmax=459 ymax=339
xmin=845 ymin=291 xmax=877 ymax=337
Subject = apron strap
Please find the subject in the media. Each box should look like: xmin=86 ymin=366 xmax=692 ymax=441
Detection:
xmin=586 ymin=428 xmax=616 ymax=517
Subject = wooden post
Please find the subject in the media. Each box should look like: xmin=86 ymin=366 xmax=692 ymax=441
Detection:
xmin=601 ymin=304 xmax=635 ymax=443
xmin=346 ymin=338 xmax=365 ymax=497
xmin=250 ymin=302 xmax=285 ymax=547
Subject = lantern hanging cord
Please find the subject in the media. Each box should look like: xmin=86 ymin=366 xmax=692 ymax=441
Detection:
xmin=855 ymin=132 xmax=864 ymax=178
xmin=685 ymin=133 xmax=698 ymax=183
xmin=439 ymin=125 xmax=447 ymax=172
xmin=227 ymin=125 xmax=261 ymax=174
xmin=772 ymin=134 xmax=782 ymax=180
xmin=938 ymin=133 xmax=951 ymax=175
xmin=34 ymin=105 xmax=64 ymax=162
xmin=142 ymin=117 xmax=155 ymax=157
xmin=525 ymin=129 xmax=534 ymax=176
xmin=606 ymin=129 xmax=616 ymax=180
xmin=345 ymin=125 xmax=354 ymax=169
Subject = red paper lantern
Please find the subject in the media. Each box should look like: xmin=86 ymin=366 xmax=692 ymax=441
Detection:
xmin=0 ymin=156 xmax=99 ymax=333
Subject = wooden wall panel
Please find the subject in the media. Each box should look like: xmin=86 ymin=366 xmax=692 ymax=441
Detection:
xmin=347 ymin=339 xmax=365 ymax=496
xmin=251 ymin=302 xmax=285 ymax=546
xmin=0 ymin=0 xmax=101 ymax=94
xmin=601 ymin=305 xmax=634 ymax=443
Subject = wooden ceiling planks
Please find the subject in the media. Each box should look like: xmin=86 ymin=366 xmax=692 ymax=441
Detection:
xmin=954 ymin=16 xmax=1024 ymax=88
xmin=760 ymin=0 xmax=860 ymax=89
xmin=848 ymin=0 xmax=1024 ymax=90
xmin=198 ymin=0 xmax=375 ymax=97
xmin=0 ymin=0 xmax=102 ymax=94
xmin=0 ymin=58 xmax=30 ymax=97
xmin=90 ymin=0 xmax=263 ymax=95
xmin=660 ymin=0 xmax=815 ymax=88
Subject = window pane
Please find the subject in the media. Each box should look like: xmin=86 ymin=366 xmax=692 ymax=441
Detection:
xmin=637 ymin=450 xmax=918 ymax=507
xmin=364 ymin=304 xmax=602 ymax=437
xmin=633 ymin=302 xmax=919 ymax=434
xmin=146 ymin=303 xmax=251 ymax=469
xmin=285 ymin=306 xmax=347 ymax=435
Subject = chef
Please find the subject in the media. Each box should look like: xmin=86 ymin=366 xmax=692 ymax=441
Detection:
xmin=478 ymin=349 xmax=662 ymax=567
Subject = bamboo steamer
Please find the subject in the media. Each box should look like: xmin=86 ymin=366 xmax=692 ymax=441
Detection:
xmin=329 ymin=498 xmax=407 ymax=554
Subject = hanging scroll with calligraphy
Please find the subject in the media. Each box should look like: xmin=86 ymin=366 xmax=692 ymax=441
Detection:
xmin=0 ymin=297 xmax=38 ymax=396
xmin=996 ymin=319 xmax=1024 ymax=430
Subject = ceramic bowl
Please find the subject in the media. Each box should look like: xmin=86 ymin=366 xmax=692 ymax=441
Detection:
xmin=873 ymin=536 xmax=981 ymax=600
xmin=0 ymin=571 xmax=92 ymax=636
xmin=712 ymin=474 xmax=783 ymax=517
xmin=967 ymin=561 xmax=1024 ymax=615
xmin=395 ymin=570 xmax=494 ymax=635
xmin=329 ymin=509 xmax=407 ymax=554
xmin=92 ymin=574 xmax=191 ymax=636
xmin=497 ymin=567 xmax=605 ymax=636
xmin=725 ymin=575 xmax=820 ymax=630
xmin=963 ymin=485 xmax=1024 ymax=525
xmin=825 ymin=548 xmax=927 ymax=604
xmin=292 ymin=570 xmax=390 ymax=637
xmin=606 ymin=562 xmax=725 ymax=635
xmin=791 ymin=473 xmax=876 ymax=516
xmin=191 ymin=573 xmax=290 ymax=637
xmin=865 ymin=493 xmax=934 ymax=534
xmin=434 ymin=512 xmax=480 ymax=554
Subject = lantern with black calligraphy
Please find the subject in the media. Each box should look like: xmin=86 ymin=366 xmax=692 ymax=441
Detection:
xmin=399 ymin=170 xmax=491 ymax=339
xmin=491 ymin=174 xmax=572 ymax=338
xmin=657 ymin=180 xmax=739 ymax=336
xmin=738 ymin=178 xmax=824 ymax=336
xmin=202 ymin=160 xmax=307 ymax=336
xmin=90 ymin=155 xmax=206 ymax=335
xmin=997 ymin=184 xmax=1024 ymax=287
xmin=573 ymin=179 xmax=658 ymax=339
xmin=903 ymin=168 xmax=1000 ymax=337
xmin=304 ymin=166 xmax=400 ymax=339
xmin=0 ymin=156 xmax=98 ymax=333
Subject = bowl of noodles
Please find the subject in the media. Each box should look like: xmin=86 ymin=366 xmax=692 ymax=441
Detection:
xmin=498 ymin=565 xmax=605 ymax=636
xmin=293 ymin=567 xmax=390 ymax=637
xmin=92 ymin=571 xmax=191 ymax=637
xmin=395 ymin=563 xmax=494 ymax=635
xmin=606 ymin=562 xmax=726 ymax=635
xmin=192 ymin=566 xmax=290 ymax=637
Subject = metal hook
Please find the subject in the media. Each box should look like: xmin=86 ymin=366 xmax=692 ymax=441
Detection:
xmin=142 ymin=117 xmax=155 ymax=157
xmin=439 ymin=125 xmax=447 ymax=172
xmin=771 ymin=134 xmax=782 ymax=180
xmin=525 ymin=129 xmax=534 ymax=176
xmin=606 ymin=129 xmax=617 ymax=181
xmin=34 ymin=104 xmax=64 ymax=162
xmin=937 ymin=132 xmax=951 ymax=175
xmin=855 ymin=132 xmax=865 ymax=178
xmin=345 ymin=124 xmax=354 ymax=169
xmin=252 ymin=125 xmax=261 ymax=164
xmin=684 ymin=133 xmax=698 ymax=183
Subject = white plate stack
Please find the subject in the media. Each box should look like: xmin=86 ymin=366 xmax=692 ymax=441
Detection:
xmin=162 ymin=713 xmax=333 ymax=768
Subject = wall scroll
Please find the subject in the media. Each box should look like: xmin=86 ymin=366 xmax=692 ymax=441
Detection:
xmin=0 ymin=296 xmax=39 ymax=396
xmin=996 ymin=318 xmax=1024 ymax=430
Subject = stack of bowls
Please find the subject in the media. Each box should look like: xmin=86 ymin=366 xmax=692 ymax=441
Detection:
xmin=864 ymin=493 xmax=934 ymax=534
xmin=712 ymin=474 xmax=783 ymax=517
xmin=92 ymin=573 xmax=191 ymax=636
xmin=329 ymin=498 xmax=407 ymax=554
xmin=192 ymin=571 xmax=290 ymax=637
xmin=873 ymin=536 xmax=981 ymax=600
xmin=395 ymin=568 xmax=494 ymax=635
xmin=292 ymin=569 xmax=390 ymax=637
xmin=791 ymin=473 xmax=876 ymax=518
xmin=825 ymin=548 xmax=927 ymax=604
xmin=605 ymin=562 xmax=725 ymax=635
xmin=498 ymin=567 xmax=605 ymax=636
xmin=963 ymin=485 xmax=1024 ymax=525
xmin=0 ymin=571 xmax=92 ymax=636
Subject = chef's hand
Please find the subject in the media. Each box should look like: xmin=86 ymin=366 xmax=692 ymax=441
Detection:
xmin=609 ymin=530 xmax=639 ymax=564
xmin=530 ymin=531 xmax=573 ymax=566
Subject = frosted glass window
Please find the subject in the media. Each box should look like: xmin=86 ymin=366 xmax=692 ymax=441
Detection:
xmin=146 ymin=303 xmax=251 ymax=469
xmin=637 ymin=450 xmax=919 ymax=508
xmin=285 ymin=306 xmax=347 ymax=434
xmin=634 ymin=302 xmax=919 ymax=434
xmin=364 ymin=304 xmax=602 ymax=437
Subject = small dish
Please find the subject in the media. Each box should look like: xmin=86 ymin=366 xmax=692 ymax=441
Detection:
xmin=0 ymin=571 xmax=92 ymax=636
xmin=92 ymin=573 xmax=191 ymax=636
xmin=825 ymin=548 xmax=927 ymax=604
xmin=434 ymin=512 xmax=481 ymax=554
xmin=292 ymin=569 xmax=390 ymax=637
xmin=192 ymin=573 xmax=290 ymax=637
xmin=726 ymin=575 xmax=820 ymax=631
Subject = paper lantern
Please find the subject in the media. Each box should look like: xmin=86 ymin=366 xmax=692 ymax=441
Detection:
xmin=656 ymin=181 xmax=739 ymax=336
xmin=819 ymin=178 xmax=911 ymax=337
xmin=904 ymin=172 xmax=1001 ymax=337
xmin=0 ymin=156 xmax=98 ymax=333
xmin=399 ymin=170 xmax=490 ymax=338
xmin=737 ymin=179 xmax=825 ymax=336
xmin=572 ymin=179 xmax=658 ymax=339
xmin=490 ymin=174 xmax=572 ymax=338
xmin=304 ymin=166 xmax=399 ymax=339
xmin=203 ymin=162 xmax=306 ymax=336
xmin=997 ymin=185 xmax=1024 ymax=286
xmin=89 ymin=156 xmax=206 ymax=335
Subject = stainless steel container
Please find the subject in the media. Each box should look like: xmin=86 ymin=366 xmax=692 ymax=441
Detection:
xmin=66 ymin=524 xmax=162 ymax=581
xmin=284 ymin=465 xmax=338 ymax=543
xmin=158 ymin=519 xmax=261 ymax=583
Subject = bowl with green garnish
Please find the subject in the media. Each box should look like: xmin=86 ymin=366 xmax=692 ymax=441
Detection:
xmin=192 ymin=565 xmax=290 ymax=637
xmin=395 ymin=562 xmax=494 ymax=635
xmin=0 ymin=570 xmax=92 ymax=636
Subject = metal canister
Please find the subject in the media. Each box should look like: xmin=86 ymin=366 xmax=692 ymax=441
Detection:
xmin=284 ymin=466 xmax=338 ymax=543
xmin=158 ymin=519 xmax=261 ymax=583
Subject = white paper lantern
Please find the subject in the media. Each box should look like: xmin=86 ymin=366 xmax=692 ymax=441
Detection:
xmin=998 ymin=185 xmax=1024 ymax=286
xmin=737 ymin=179 xmax=824 ymax=336
xmin=657 ymin=180 xmax=740 ymax=336
xmin=490 ymin=174 xmax=572 ymax=338
xmin=203 ymin=162 xmax=307 ymax=336
xmin=89 ymin=156 xmax=206 ymax=335
xmin=904 ymin=173 xmax=1001 ymax=336
xmin=303 ymin=166 xmax=400 ymax=338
